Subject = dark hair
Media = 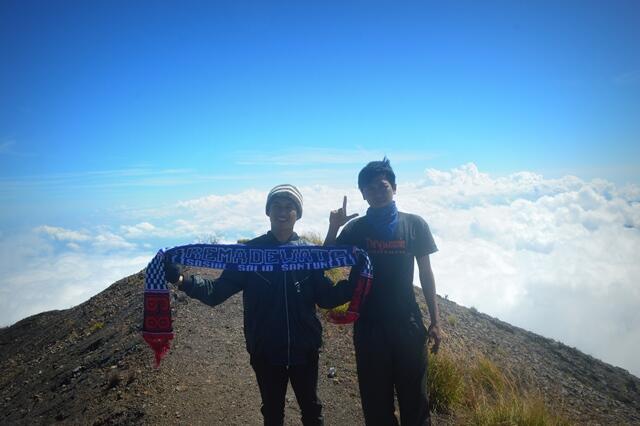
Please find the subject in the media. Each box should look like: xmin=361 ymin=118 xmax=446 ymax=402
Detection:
xmin=358 ymin=157 xmax=396 ymax=190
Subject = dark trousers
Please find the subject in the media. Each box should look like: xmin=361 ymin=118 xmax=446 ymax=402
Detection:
xmin=354 ymin=320 xmax=431 ymax=426
xmin=250 ymin=354 xmax=324 ymax=426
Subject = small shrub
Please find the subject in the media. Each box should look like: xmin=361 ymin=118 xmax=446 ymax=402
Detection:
xmin=468 ymin=393 xmax=570 ymax=426
xmin=426 ymin=349 xmax=570 ymax=425
xmin=447 ymin=314 xmax=457 ymax=327
xmin=459 ymin=356 xmax=570 ymax=426
xmin=470 ymin=357 xmax=506 ymax=397
xmin=428 ymin=350 xmax=465 ymax=413
xmin=88 ymin=321 xmax=105 ymax=334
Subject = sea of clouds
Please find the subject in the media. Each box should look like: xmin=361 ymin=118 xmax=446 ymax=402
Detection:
xmin=1 ymin=163 xmax=638 ymax=376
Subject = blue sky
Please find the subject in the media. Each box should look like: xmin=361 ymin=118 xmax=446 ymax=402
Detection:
xmin=2 ymin=1 xmax=639 ymax=227
xmin=1 ymin=2 xmax=640 ymax=374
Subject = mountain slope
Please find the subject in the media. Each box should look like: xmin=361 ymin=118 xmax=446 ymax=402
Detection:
xmin=1 ymin=269 xmax=639 ymax=425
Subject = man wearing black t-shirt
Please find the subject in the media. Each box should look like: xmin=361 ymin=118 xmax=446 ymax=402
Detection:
xmin=324 ymin=158 xmax=442 ymax=426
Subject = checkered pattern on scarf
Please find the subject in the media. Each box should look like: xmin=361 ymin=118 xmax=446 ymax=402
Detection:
xmin=144 ymin=250 xmax=167 ymax=292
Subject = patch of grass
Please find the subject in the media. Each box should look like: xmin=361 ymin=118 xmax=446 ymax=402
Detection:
xmin=88 ymin=321 xmax=105 ymax=334
xmin=468 ymin=393 xmax=570 ymax=426
xmin=429 ymin=352 xmax=570 ymax=425
xmin=470 ymin=357 xmax=506 ymax=398
xmin=428 ymin=350 xmax=465 ymax=413
xmin=447 ymin=314 xmax=458 ymax=327
xmin=324 ymin=266 xmax=350 ymax=282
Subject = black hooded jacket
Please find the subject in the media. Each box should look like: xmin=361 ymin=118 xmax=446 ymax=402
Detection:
xmin=180 ymin=231 xmax=354 ymax=366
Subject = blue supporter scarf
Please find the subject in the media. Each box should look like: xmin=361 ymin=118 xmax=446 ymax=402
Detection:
xmin=366 ymin=201 xmax=399 ymax=240
xmin=143 ymin=243 xmax=373 ymax=367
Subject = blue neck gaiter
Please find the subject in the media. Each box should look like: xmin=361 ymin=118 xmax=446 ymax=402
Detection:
xmin=366 ymin=201 xmax=399 ymax=240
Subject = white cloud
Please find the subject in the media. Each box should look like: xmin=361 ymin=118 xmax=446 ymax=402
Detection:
xmin=35 ymin=225 xmax=138 ymax=250
xmin=174 ymin=189 xmax=267 ymax=241
xmin=36 ymin=225 xmax=91 ymax=242
xmin=164 ymin=185 xmax=368 ymax=243
xmin=399 ymin=164 xmax=640 ymax=376
xmin=92 ymin=231 xmax=137 ymax=250
xmin=66 ymin=242 xmax=81 ymax=250
xmin=0 ymin=230 xmax=151 ymax=326
xmin=120 ymin=222 xmax=159 ymax=238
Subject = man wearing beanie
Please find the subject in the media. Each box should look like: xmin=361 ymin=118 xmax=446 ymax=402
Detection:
xmin=265 ymin=184 xmax=304 ymax=220
xmin=166 ymin=184 xmax=354 ymax=426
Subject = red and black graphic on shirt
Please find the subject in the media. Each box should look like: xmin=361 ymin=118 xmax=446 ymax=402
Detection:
xmin=366 ymin=238 xmax=406 ymax=255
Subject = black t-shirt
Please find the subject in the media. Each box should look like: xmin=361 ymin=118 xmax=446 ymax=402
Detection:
xmin=337 ymin=212 xmax=438 ymax=323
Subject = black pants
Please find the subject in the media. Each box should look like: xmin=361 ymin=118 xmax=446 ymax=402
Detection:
xmin=354 ymin=319 xmax=430 ymax=426
xmin=250 ymin=354 xmax=324 ymax=426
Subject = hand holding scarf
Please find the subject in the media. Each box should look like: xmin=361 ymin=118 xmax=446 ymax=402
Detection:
xmin=143 ymin=244 xmax=372 ymax=367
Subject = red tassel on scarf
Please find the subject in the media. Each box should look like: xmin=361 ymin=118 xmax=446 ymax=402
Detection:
xmin=142 ymin=292 xmax=173 ymax=367
xmin=327 ymin=269 xmax=372 ymax=324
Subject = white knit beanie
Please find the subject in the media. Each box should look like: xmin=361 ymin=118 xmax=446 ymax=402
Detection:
xmin=265 ymin=184 xmax=303 ymax=219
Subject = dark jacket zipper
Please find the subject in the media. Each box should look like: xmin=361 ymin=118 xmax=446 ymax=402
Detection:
xmin=284 ymin=272 xmax=291 ymax=366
